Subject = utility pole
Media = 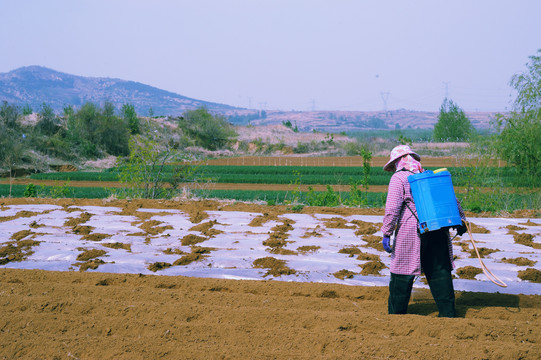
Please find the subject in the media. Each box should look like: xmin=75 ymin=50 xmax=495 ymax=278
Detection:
xmin=311 ymin=99 xmax=316 ymax=111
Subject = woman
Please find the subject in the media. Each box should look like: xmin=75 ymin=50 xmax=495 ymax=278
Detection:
xmin=380 ymin=145 xmax=466 ymax=317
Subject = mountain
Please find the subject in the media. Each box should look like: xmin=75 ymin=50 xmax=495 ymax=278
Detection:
xmin=1 ymin=66 xmax=498 ymax=131
xmin=0 ymin=66 xmax=237 ymax=115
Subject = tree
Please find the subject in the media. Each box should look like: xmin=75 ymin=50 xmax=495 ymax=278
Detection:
xmin=67 ymin=102 xmax=130 ymax=158
xmin=122 ymin=103 xmax=140 ymax=134
xmin=0 ymin=101 xmax=19 ymax=129
xmin=96 ymin=102 xmax=130 ymax=156
xmin=494 ymin=49 xmax=541 ymax=178
xmin=69 ymin=102 xmax=100 ymax=157
xmin=22 ymin=104 xmax=32 ymax=115
xmin=433 ymin=98 xmax=474 ymax=141
xmin=36 ymin=103 xmax=58 ymax=136
xmin=0 ymin=123 xmax=25 ymax=196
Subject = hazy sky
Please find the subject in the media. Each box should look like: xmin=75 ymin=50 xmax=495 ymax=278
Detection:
xmin=1 ymin=0 xmax=540 ymax=112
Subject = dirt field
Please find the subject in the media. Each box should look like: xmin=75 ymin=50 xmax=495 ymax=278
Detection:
xmin=0 ymin=269 xmax=539 ymax=360
xmin=0 ymin=198 xmax=540 ymax=359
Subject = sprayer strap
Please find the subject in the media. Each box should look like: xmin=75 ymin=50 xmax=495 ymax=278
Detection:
xmin=404 ymin=201 xmax=420 ymax=224
xmin=397 ymin=169 xmax=420 ymax=223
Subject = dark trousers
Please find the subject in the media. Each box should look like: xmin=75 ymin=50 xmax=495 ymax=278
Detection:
xmin=388 ymin=229 xmax=456 ymax=317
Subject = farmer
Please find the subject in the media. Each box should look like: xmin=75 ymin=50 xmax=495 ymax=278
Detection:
xmin=380 ymin=145 xmax=467 ymax=317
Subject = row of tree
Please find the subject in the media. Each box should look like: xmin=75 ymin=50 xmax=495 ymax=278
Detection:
xmin=0 ymin=100 xmax=237 ymax=176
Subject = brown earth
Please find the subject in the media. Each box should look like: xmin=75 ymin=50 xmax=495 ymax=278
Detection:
xmin=2 ymin=178 xmax=535 ymax=199
xmin=0 ymin=198 xmax=540 ymax=358
xmin=0 ymin=269 xmax=539 ymax=359
xmin=0 ymin=198 xmax=538 ymax=225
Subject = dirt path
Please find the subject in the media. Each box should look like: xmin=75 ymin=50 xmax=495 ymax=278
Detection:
xmin=0 ymin=269 xmax=538 ymax=359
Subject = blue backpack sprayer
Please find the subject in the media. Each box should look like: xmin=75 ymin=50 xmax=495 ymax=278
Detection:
xmin=407 ymin=168 xmax=507 ymax=287
xmin=408 ymin=168 xmax=462 ymax=234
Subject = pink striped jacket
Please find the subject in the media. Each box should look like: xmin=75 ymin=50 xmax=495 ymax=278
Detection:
xmin=380 ymin=170 xmax=465 ymax=275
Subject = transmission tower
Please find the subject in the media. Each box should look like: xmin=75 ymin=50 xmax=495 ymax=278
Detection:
xmin=380 ymin=91 xmax=390 ymax=114
xmin=443 ymin=82 xmax=450 ymax=99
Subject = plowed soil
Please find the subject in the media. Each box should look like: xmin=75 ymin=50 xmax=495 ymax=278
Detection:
xmin=0 ymin=198 xmax=540 ymax=359
xmin=0 ymin=269 xmax=539 ymax=359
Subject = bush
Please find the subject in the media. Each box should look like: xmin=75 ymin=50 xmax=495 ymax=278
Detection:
xmin=179 ymin=108 xmax=237 ymax=150
xmin=24 ymin=183 xmax=37 ymax=197
xmin=115 ymin=136 xmax=201 ymax=199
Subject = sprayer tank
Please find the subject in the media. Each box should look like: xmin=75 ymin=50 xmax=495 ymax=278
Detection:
xmin=407 ymin=169 xmax=462 ymax=234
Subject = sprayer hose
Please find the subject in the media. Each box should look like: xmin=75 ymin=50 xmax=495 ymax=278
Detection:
xmin=464 ymin=221 xmax=507 ymax=288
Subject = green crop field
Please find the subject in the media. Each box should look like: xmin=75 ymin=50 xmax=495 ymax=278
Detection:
xmin=29 ymin=165 xmax=537 ymax=188
xmin=1 ymin=183 xmax=539 ymax=213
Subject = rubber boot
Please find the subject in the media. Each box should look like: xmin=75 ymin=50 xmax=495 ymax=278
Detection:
xmin=388 ymin=273 xmax=415 ymax=314
xmin=421 ymin=229 xmax=456 ymax=318
xmin=427 ymin=273 xmax=456 ymax=317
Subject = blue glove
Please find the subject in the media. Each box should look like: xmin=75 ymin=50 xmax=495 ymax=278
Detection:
xmin=382 ymin=236 xmax=392 ymax=253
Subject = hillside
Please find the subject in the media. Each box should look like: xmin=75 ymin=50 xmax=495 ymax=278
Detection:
xmin=0 ymin=66 xmax=236 ymax=115
xmin=1 ymin=66 xmax=499 ymax=132
xmin=226 ymin=108 xmax=498 ymax=131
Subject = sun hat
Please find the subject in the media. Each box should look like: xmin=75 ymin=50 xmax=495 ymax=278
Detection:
xmin=383 ymin=145 xmax=421 ymax=172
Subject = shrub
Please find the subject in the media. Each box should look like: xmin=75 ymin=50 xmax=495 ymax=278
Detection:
xmin=116 ymin=136 xmax=201 ymax=199
xmin=24 ymin=183 xmax=37 ymax=197
xmin=179 ymin=108 xmax=237 ymax=150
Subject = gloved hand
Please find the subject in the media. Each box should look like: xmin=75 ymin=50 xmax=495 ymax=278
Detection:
xmin=455 ymin=221 xmax=468 ymax=236
xmin=382 ymin=236 xmax=392 ymax=253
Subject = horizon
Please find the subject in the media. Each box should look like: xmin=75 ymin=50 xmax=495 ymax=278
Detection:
xmin=1 ymin=1 xmax=540 ymax=113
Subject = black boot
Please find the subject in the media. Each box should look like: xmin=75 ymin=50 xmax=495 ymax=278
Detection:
xmin=388 ymin=273 xmax=415 ymax=314
xmin=427 ymin=274 xmax=456 ymax=317
xmin=421 ymin=229 xmax=456 ymax=318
